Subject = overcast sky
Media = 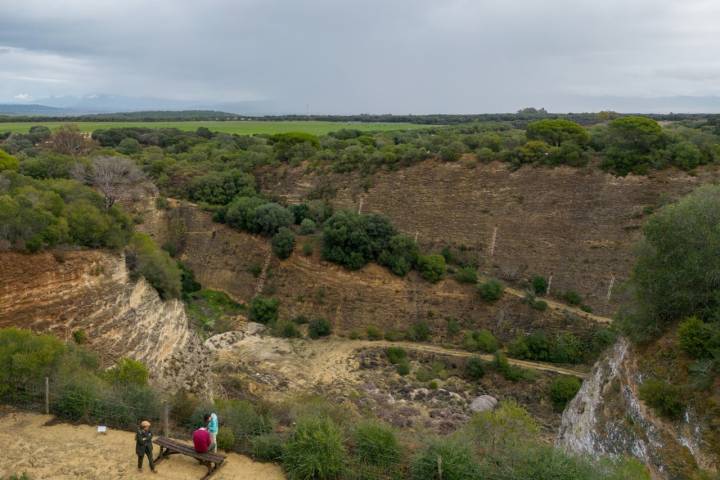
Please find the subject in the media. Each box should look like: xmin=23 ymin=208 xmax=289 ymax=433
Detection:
xmin=1 ymin=0 xmax=720 ymax=113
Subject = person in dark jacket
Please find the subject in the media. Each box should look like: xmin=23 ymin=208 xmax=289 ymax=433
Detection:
xmin=136 ymin=420 xmax=157 ymax=472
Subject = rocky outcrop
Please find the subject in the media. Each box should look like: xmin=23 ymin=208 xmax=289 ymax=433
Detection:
xmin=557 ymin=338 xmax=717 ymax=479
xmin=0 ymin=249 xmax=210 ymax=393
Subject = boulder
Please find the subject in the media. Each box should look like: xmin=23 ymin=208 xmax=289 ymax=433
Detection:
xmin=469 ymin=395 xmax=498 ymax=413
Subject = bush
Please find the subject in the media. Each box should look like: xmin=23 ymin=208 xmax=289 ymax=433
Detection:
xmin=411 ymin=440 xmax=481 ymax=480
xmin=126 ymin=233 xmax=182 ymax=299
xmin=620 ymin=185 xmax=720 ymax=341
xmin=446 ymin=318 xmax=461 ymax=337
xmin=249 ymin=296 xmax=280 ymax=324
xmin=378 ymin=234 xmax=419 ymax=276
xmin=417 ymin=254 xmax=446 ymax=283
xmin=252 ymin=203 xmax=294 ymax=236
xmin=531 ymin=275 xmax=548 ymax=295
xmin=549 ymin=376 xmax=582 ymax=410
xmin=508 ymin=331 xmax=584 ymax=364
xmin=463 ymin=329 xmax=499 ymax=353
xmin=252 ymin=433 xmax=285 ymax=461
xmin=562 ymin=290 xmax=583 ymax=306
xmin=272 ymin=320 xmax=302 ymax=339
xmin=352 ymin=421 xmax=401 ymax=468
xmin=678 ymin=316 xmax=719 ymax=359
xmin=299 ymin=218 xmax=316 ymax=234
xmin=104 ymin=358 xmax=149 ymax=386
xmin=321 ymin=211 xmax=374 ymax=270
xmin=455 ymin=266 xmax=478 ymax=284
xmin=309 ymin=318 xmax=332 ymax=339
xmin=302 ymin=242 xmax=314 ymax=256
xmin=366 ymin=326 xmax=382 ymax=341
xmin=225 ymin=196 xmax=265 ymax=231
xmin=478 ymin=279 xmax=504 ymax=302
xmin=188 ymin=169 xmax=256 ymax=205
xmin=407 ymin=321 xmax=431 ymax=342
xmin=465 ymin=357 xmax=486 ymax=380
xmin=272 ymin=227 xmax=295 ymax=259
xmin=531 ymin=299 xmax=548 ymax=311
xmin=283 ymin=416 xmax=346 ymax=480
xmin=493 ymin=352 xmax=528 ymax=382
xmin=639 ymin=379 xmax=685 ymax=419
xmin=216 ymin=428 xmax=236 ymax=451
xmin=0 ymin=328 xmax=65 ymax=401
xmin=214 ymin=398 xmax=273 ymax=448
xmin=386 ymin=347 xmax=407 ymax=365
xmin=72 ymin=329 xmax=88 ymax=345
xmin=0 ymin=149 xmax=20 ymax=171
xmin=395 ymin=360 xmax=410 ymax=376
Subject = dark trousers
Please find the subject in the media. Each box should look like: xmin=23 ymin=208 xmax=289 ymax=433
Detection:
xmin=138 ymin=449 xmax=155 ymax=470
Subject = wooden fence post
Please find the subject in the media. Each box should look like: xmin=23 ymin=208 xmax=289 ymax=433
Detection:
xmin=163 ymin=403 xmax=170 ymax=437
xmin=45 ymin=377 xmax=49 ymax=415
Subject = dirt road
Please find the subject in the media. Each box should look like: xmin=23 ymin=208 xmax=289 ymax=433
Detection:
xmin=0 ymin=410 xmax=285 ymax=480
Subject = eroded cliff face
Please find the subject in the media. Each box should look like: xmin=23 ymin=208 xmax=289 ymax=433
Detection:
xmin=0 ymin=249 xmax=210 ymax=393
xmin=558 ymin=338 xmax=717 ymax=479
xmin=141 ymin=202 xmax=599 ymax=341
xmin=259 ymin=161 xmax=720 ymax=316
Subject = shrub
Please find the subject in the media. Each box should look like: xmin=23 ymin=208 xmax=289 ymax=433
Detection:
xmin=417 ymin=254 xmax=446 ymax=283
xmin=0 ymin=149 xmax=20 ymax=171
xmin=214 ymin=398 xmax=273 ymax=448
xmin=72 ymin=329 xmax=88 ymax=345
xmin=531 ymin=275 xmax=548 ymax=295
xmin=407 ymin=321 xmax=431 ymax=342
xmin=366 ymin=326 xmax=382 ymax=341
xmin=299 ymin=218 xmax=316 ymax=234
xmin=272 ymin=227 xmax=295 ymax=259
xmin=531 ymin=299 xmax=548 ymax=311
xmin=395 ymin=360 xmax=410 ymax=376
xmin=252 ymin=203 xmax=294 ymax=236
xmin=384 ymin=330 xmax=405 ymax=342
xmin=378 ymin=234 xmax=419 ymax=276
xmin=216 ymin=428 xmax=236 ymax=451
xmin=478 ymin=279 xmax=504 ymax=302
xmin=252 ymin=433 xmax=285 ymax=461
xmin=562 ymin=290 xmax=582 ymax=306
xmin=126 ymin=233 xmax=182 ymax=299
xmin=411 ymin=440 xmax=481 ymax=480
xmin=386 ymin=347 xmax=407 ymax=365
xmin=639 ymin=379 xmax=685 ymax=419
xmin=455 ymin=266 xmax=478 ymax=284
xmin=493 ymin=352 xmax=528 ymax=382
xmin=225 ymin=196 xmax=265 ymax=231
xmin=104 ymin=358 xmax=149 ymax=386
xmin=0 ymin=328 xmax=65 ymax=400
xmin=463 ymin=329 xmax=499 ymax=353
xmin=302 ymin=242 xmax=314 ymax=256
xmin=620 ymin=185 xmax=720 ymax=341
xmin=465 ymin=356 xmax=486 ymax=380
xmin=352 ymin=421 xmax=401 ymax=468
xmin=272 ymin=320 xmax=302 ymax=339
xmin=446 ymin=318 xmax=461 ymax=337
xmin=308 ymin=318 xmax=332 ymax=339
xmin=678 ymin=316 xmax=718 ymax=359
xmin=283 ymin=416 xmax=346 ymax=480
xmin=549 ymin=376 xmax=582 ymax=410
xmin=321 ymin=211 xmax=373 ymax=270
xmin=188 ymin=169 xmax=256 ymax=205
xmin=249 ymin=296 xmax=280 ymax=324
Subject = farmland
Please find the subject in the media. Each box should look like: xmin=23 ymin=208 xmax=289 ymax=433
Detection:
xmin=0 ymin=119 xmax=430 ymax=136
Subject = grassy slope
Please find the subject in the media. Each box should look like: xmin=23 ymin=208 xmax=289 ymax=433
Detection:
xmin=0 ymin=120 xmax=430 ymax=135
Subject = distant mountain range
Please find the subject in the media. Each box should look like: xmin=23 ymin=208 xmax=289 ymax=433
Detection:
xmin=0 ymin=95 xmax=282 ymax=116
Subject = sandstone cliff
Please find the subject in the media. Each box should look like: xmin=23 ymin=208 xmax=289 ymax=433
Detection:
xmin=0 ymin=249 xmax=210 ymax=393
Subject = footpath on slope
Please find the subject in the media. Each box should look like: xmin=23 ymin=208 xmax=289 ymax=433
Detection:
xmin=307 ymin=339 xmax=590 ymax=382
xmin=0 ymin=409 xmax=285 ymax=480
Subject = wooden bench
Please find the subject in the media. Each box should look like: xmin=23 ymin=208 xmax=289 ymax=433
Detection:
xmin=153 ymin=436 xmax=226 ymax=479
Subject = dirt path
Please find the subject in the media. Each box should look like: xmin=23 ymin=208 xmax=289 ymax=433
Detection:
xmin=315 ymin=339 xmax=589 ymax=380
xmin=0 ymin=410 xmax=285 ymax=480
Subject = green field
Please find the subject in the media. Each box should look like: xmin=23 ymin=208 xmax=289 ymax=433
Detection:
xmin=0 ymin=120 xmax=430 ymax=136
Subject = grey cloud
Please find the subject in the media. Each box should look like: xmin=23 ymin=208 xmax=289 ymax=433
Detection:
xmin=1 ymin=0 xmax=720 ymax=113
